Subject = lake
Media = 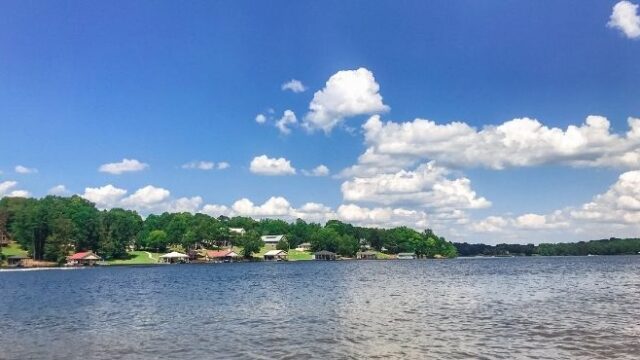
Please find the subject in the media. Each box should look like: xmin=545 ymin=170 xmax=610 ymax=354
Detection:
xmin=1 ymin=256 xmax=639 ymax=359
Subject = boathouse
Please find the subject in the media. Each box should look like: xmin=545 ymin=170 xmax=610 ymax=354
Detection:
xmin=67 ymin=251 xmax=102 ymax=266
xmin=314 ymin=250 xmax=337 ymax=261
xmin=264 ymin=249 xmax=288 ymax=261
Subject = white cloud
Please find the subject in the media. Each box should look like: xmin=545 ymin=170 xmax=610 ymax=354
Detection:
xmin=48 ymin=184 xmax=69 ymax=196
xmin=292 ymin=202 xmax=336 ymax=223
xmin=0 ymin=180 xmax=31 ymax=198
xmin=217 ymin=162 xmax=230 ymax=170
xmin=162 ymin=196 xmax=204 ymax=213
xmin=99 ymin=158 xmax=148 ymax=174
xmin=608 ymin=1 xmax=640 ymax=39
xmin=182 ymin=161 xmax=215 ymax=170
xmin=250 ymin=155 xmax=296 ymax=176
xmin=82 ymin=184 xmax=128 ymax=208
xmin=302 ymin=165 xmax=330 ymax=177
xmin=281 ymin=79 xmax=307 ymax=93
xmin=15 ymin=165 xmax=37 ymax=174
xmin=341 ymin=161 xmax=490 ymax=210
xmin=121 ymin=185 xmax=171 ymax=209
xmin=275 ymin=110 xmax=298 ymax=135
xmin=358 ymin=115 xmax=640 ymax=171
xmin=232 ymin=196 xmax=293 ymax=217
xmin=200 ymin=204 xmax=232 ymax=217
xmin=304 ymin=68 xmax=389 ymax=133
xmin=255 ymin=113 xmax=267 ymax=124
xmin=337 ymin=204 xmax=429 ymax=229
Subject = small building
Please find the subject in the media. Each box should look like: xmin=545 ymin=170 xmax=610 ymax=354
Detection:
xmin=7 ymin=255 xmax=29 ymax=267
xmin=357 ymin=251 xmax=377 ymax=260
xmin=314 ymin=250 xmax=337 ymax=261
xmin=264 ymin=249 xmax=288 ymax=261
xmin=159 ymin=251 xmax=189 ymax=264
xmin=0 ymin=230 xmax=11 ymax=247
xmin=397 ymin=252 xmax=416 ymax=260
xmin=261 ymin=235 xmax=286 ymax=245
xmin=295 ymin=242 xmax=312 ymax=251
xmin=229 ymin=228 xmax=246 ymax=236
xmin=206 ymin=249 xmax=240 ymax=262
xmin=67 ymin=251 xmax=102 ymax=266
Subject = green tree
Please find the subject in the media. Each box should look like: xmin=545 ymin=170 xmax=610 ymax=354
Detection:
xmin=239 ymin=230 xmax=264 ymax=258
xmin=146 ymin=230 xmax=169 ymax=252
xmin=276 ymin=237 xmax=290 ymax=251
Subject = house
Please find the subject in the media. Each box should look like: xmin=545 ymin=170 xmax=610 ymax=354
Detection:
xmin=314 ymin=250 xmax=337 ymax=261
xmin=261 ymin=235 xmax=286 ymax=245
xmin=357 ymin=251 xmax=377 ymax=260
xmin=263 ymin=249 xmax=288 ymax=261
xmin=206 ymin=249 xmax=240 ymax=262
xmin=67 ymin=251 xmax=102 ymax=266
xmin=295 ymin=242 xmax=312 ymax=251
xmin=397 ymin=252 xmax=416 ymax=260
xmin=229 ymin=228 xmax=246 ymax=236
xmin=159 ymin=251 xmax=189 ymax=264
xmin=6 ymin=255 xmax=29 ymax=267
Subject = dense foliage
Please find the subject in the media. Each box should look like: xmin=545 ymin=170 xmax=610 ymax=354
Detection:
xmin=454 ymin=238 xmax=640 ymax=257
xmin=0 ymin=195 xmax=457 ymax=262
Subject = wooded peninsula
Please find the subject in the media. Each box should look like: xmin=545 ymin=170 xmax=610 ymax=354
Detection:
xmin=1 ymin=195 xmax=639 ymax=267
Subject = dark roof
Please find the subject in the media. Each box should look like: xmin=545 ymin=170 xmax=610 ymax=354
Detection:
xmin=314 ymin=250 xmax=336 ymax=255
xmin=7 ymin=255 xmax=29 ymax=259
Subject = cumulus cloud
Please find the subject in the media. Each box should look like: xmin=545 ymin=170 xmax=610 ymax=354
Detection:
xmin=275 ymin=110 xmax=298 ymax=134
xmin=358 ymin=115 xmax=640 ymax=171
xmin=304 ymin=68 xmax=389 ymax=133
xmin=255 ymin=113 xmax=267 ymax=124
xmin=608 ymin=1 xmax=640 ymax=39
xmin=281 ymin=79 xmax=307 ymax=93
xmin=48 ymin=184 xmax=69 ymax=196
xmin=0 ymin=180 xmax=31 ymax=198
xmin=217 ymin=162 xmax=230 ymax=170
xmin=302 ymin=165 xmax=330 ymax=177
xmin=99 ymin=158 xmax=148 ymax=174
xmin=231 ymin=196 xmax=293 ymax=217
xmin=182 ymin=161 xmax=215 ymax=170
xmin=121 ymin=185 xmax=171 ymax=209
xmin=82 ymin=184 xmax=128 ymax=208
xmin=250 ymin=155 xmax=296 ymax=175
xmin=341 ymin=161 xmax=490 ymax=210
xmin=15 ymin=165 xmax=37 ymax=174
xmin=337 ymin=204 xmax=430 ymax=229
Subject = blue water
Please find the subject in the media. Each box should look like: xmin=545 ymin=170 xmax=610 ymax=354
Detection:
xmin=1 ymin=256 xmax=640 ymax=359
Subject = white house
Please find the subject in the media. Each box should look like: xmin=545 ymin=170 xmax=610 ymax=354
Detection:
xmin=261 ymin=235 xmax=286 ymax=245
xmin=229 ymin=228 xmax=246 ymax=236
xmin=264 ymin=249 xmax=288 ymax=261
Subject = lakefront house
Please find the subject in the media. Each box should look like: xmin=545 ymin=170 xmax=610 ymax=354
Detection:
xmin=263 ymin=249 xmax=288 ymax=261
xmin=66 ymin=251 xmax=102 ymax=266
xmin=261 ymin=235 xmax=286 ymax=245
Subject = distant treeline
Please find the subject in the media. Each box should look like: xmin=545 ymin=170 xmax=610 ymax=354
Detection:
xmin=0 ymin=195 xmax=457 ymax=263
xmin=454 ymin=238 xmax=640 ymax=257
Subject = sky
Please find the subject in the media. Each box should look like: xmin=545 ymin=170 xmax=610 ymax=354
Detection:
xmin=1 ymin=0 xmax=639 ymax=244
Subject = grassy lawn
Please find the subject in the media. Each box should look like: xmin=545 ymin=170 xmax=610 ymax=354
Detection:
xmin=107 ymin=251 xmax=162 ymax=265
xmin=1 ymin=242 xmax=28 ymax=257
xmin=231 ymin=244 xmax=313 ymax=261
xmin=288 ymin=249 xmax=313 ymax=260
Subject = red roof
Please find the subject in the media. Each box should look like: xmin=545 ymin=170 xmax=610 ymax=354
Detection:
xmin=68 ymin=251 xmax=93 ymax=260
xmin=207 ymin=250 xmax=234 ymax=258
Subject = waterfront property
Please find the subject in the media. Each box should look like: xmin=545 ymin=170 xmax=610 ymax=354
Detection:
xmin=67 ymin=251 xmax=102 ymax=266
xmin=6 ymin=254 xmax=29 ymax=267
xmin=264 ymin=249 xmax=288 ymax=261
xmin=295 ymin=242 xmax=312 ymax=251
xmin=314 ymin=250 xmax=337 ymax=261
xmin=397 ymin=253 xmax=416 ymax=260
xmin=206 ymin=249 xmax=240 ymax=262
xmin=357 ymin=251 xmax=378 ymax=260
xmin=261 ymin=234 xmax=286 ymax=245
xmin=160 ymin=251 xmax=189 ymax=264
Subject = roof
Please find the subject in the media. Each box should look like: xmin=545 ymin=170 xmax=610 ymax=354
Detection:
xmin=160 ymin=251 xmax=189 ymax=258
xmin=7 ymin=255 xmax=29 ymax=259
xmin=397 ymin=253 xmax=416 ymax=256
xmin=207 ymin=250 xmax=238 ymax=258
xmin=314 ymin=250 xmax=336 ymax=255
xmin=357 ymin=251 xmax=377 ymax=255
xmin=261 ymin=235 xmax=285 ymax=243
xmin=229 ymin=228 xmax=246 ymax=234
xmin=68 ymin=251 xmax=101 ymax=260
xmin=264 ymin=250 xmax=287 ymax=256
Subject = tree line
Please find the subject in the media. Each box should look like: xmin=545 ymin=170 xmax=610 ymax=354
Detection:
xmin=0 ymin=195 xmax=457 ymax=263
xmin=454 ymin=238 xmax=640 ymax=257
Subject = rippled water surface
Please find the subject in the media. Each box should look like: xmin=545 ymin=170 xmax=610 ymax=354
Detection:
xmin=2 ymin=256 xmax=640 ymax=359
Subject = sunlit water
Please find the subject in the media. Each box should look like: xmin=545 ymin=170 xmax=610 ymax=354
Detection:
xmin=1 ymin=256 xmax=639 ymax=359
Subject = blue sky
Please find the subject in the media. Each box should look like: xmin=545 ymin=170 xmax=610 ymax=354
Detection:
xmin=1 ymin=1 xmax=639 ymax=243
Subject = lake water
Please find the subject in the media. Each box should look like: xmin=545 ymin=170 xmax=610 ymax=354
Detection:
xmin=1 ymin=256 xmax=639 ymax=359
